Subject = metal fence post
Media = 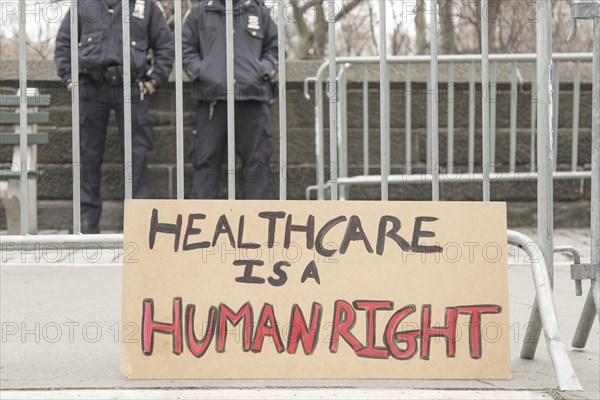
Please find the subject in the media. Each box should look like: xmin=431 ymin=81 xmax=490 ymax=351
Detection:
xmin=174 ymin=0 xmax=184 ymax=199
xmin=405 ymin=64 xmax=412 ymax=175
xmin=278 ymin=0 xmax=287 ymax=200
xmin=327 ymin=0 xmax=338 ymax=200
xmin=379 ymin=0 xmax=389 ymax=201
xmin=571 ymin=0 xmax=600 ymax=346
xmin=430 ymin=0 xmax=439 ymax=201
xmin=69 ymin=0 xmax=81 ymax=234
xmin=481 ymin=0 xmax=491 ymax=201
xmin=122 ymin=0 xmax=133 ymax=200
xmin=18 ymin=0 xmax=28 ymax=235
xmin=363 ymin=64 xmax=370 ymax=177
xmin=521 ymin=0 xmax=555 ymax=360
xmin=226 ymin=0 xmax=236 ymax=199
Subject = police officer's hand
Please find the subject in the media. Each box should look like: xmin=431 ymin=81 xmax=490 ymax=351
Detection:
xmin=144 ymin=81 xmax=156 ymax=96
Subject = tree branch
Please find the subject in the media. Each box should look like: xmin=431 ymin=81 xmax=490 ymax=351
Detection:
xmin=290 ymin=0 xmax=310 ymax=38
xmin=335 ymin=0 xmax=361 ymax=22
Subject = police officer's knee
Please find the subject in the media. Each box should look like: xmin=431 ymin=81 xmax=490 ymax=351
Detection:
xmin=243 ymin=162 xmax=268 ymax=183
xmin=195 ymin=163 xmax=221 ymax=183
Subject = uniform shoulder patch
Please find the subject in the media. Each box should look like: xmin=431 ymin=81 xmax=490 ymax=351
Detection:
xmin=132 ymin=0 xmax=146 ymax=19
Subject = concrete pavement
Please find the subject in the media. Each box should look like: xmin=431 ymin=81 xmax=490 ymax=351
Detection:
xmin=1 ymin=228 xmax=598 ymax=399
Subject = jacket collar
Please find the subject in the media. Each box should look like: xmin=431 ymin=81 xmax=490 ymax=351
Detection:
xmin=208 ymin=0 xmax=253 ymax=13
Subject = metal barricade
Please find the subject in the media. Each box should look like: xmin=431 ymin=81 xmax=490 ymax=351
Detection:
xmin=559 ymin=0 xmax=600 ymax=355
xmin=304 ymin=52 xmax=594 ymax=201
xmin=0 ymin=0 xmax=597 ymax=392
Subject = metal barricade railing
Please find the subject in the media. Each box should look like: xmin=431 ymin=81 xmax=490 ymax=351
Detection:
xmin=0 ymin=0 xmax=597 ymax=392
xmin=304 ymin=52 xmax=594 ymax=201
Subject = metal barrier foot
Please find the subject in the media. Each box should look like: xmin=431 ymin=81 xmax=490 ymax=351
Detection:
xmin=572 ymin=287 xmax=600 ymax=348
xmin=508 ymin=230 xmax=583 ymax=391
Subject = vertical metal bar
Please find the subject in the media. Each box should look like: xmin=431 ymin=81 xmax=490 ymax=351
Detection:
xmin=490 ymin=61 xmax=497 ymax=173
xmin=385 ymin=63 xmax=391 ymax=177
xmin=405 ymin=63 xmax=412 ymax=175
xmin=226 ymin=0 xmax=236 ymax=199
xmin=338 ymin=67 xmax=348 ymax=200
xmin=510 ymin=61 xmax=518 ymax=172
xmin=530 ymin=61 xmax=537 ymax=173
xmin=573 ymin=16 xmax=600 ymax=346
xmin=571 ymin=60 xmax=581 ymax=171
xmin=430 ymin=0 xmax=439 ymax=200
xmin=174 ymin=0 xmax=184 ymax=199
xmin=521 ymin=0 xmax=554 ymax=360
xmin=363 ymin=64 xmax=369 ymax=176
xmin=426 ymin=67 xmax=432 ymax=171
xmin=481 ymin=0 xmax=491 ymax=201
xmin=447 ymin=62 xmax=454 ymax=174
xmin=553 ymin=59 xmax=560 ymax=170
xmin=328 ymin=0 xmax=338 ymax=200
xmin=572 ymin=290 xmax=598 ymax=347
xmin=590 ymin=15 xmax=600 ymax=322
xmin=18 ymin=0 xmax=28 ymax=235
xmin=469 ymin=62 xmax=475 ymax=174
xmin=278 ymin=0 xmax=287 ymax=200
xmin=379 ymin=0 xmax=389 ymax=201
xmin=316 ymin=78 xmax=325 ymax=200
xmin=122 ymin=0 xmax=133 ymax=199
xmin=70 ymin=0 xmax=81 ymax=234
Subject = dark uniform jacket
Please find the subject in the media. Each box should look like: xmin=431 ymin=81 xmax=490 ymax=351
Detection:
xmin=182 ymin=0 xmax=278 ymax=102
xmin=55 ymin=0 xmax=174 ymax=88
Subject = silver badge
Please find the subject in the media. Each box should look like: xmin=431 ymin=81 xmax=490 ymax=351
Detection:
xmin=247 ymin=15 xmax=260 ymax=30
xmin=132 ymin=0 xmax=145 ymax=19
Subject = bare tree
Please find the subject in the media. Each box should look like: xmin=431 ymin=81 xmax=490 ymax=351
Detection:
xmin=288 ymin=0 xmax=363 ymax=59
xmin=366 ymin=1 xmax=379 ymax=53
xmin=337 ymin=1 xmax=375 ymax=56
xmin=389 ymin=0 xmax=410 ymax=55
xmin=0 ymin=0 xmax=62 ymax=60
xmin=439 ymin=0 xmax=457 ymax=53
xmin=415 ymin=0 xmax=428 ymax=55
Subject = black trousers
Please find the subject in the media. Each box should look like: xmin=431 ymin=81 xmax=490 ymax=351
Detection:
xmin=191 ymin=101 xmax=273 ymax=199
xmin=79 ymin=79 xmax=153 ymax=225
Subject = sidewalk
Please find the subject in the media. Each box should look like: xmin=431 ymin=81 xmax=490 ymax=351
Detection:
xmin=1 ymin=228 xmax=598 ymax=400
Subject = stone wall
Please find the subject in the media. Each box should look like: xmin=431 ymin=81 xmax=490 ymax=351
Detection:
xmin=0 ymin=60 xmax=594 ymax=230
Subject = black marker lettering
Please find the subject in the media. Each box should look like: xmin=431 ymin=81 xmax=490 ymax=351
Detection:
xmin=183 ymin=214 xmax=210 ymax=250
xmin=233 ymin=260 xmax=266 ymax=284
xmin=258 ymin=211 xmax=286 ymax=248
xmin=149 ymin=208 xmax=182 ymax=252
xmin=284 ymin=214 xmax=315 ymax=250
xmin=315 ymin=216 xmax=347 ymax=257
xmin=376 ymin=215 xmax=411 ymax=255
xmin=340 ymin=215 xmax=373 ymax=255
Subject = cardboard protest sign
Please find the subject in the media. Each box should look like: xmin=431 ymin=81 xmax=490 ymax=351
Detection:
xmin=121 ymin=200 xmax=510 ymax=379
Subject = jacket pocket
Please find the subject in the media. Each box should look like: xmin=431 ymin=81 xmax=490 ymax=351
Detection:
xmin=199 ymin=26 xmax=216 ymax=57
xmin=244 ymin=27 xmax=264 ymax=58
xmin=134 ymin=113 xmax=154 ymax=150
xmin=79 ymin=31 xmax=104 ymax=69
xmin=130 ymin=39 xmax=148 ymax=78
xmin=245 ymin=27 xmax=264 ymax=40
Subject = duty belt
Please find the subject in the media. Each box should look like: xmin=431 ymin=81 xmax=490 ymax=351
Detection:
xmin=103 ymin=65 xmax=124 ymax=86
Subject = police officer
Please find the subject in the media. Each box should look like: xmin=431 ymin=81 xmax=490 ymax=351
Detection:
xmin=182 ymin=0 xmax=278 ymax=199
xmin=55 ymin=0 xmax=174 ymax=233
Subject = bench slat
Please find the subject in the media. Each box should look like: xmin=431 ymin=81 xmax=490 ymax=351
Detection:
xmin=0 ymin=95 xmax=51 ymax=107
xmin=0 ymin=112 xmax=50 ymax=125
xmin=0 ymin=170 xmax=43 ymax=180
xmin=0 ymin=133 xmax=50 ymax=145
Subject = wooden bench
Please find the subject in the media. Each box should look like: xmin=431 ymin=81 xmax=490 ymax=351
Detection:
xmin=0 ymin=89 xmax=50 ymax=234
